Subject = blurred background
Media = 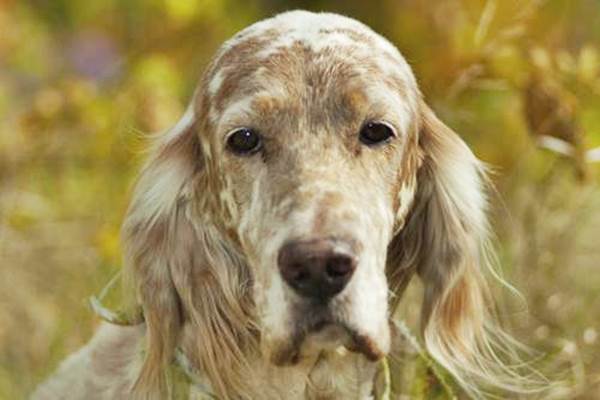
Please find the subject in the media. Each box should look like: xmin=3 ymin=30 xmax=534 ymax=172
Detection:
xmin=1 ymin=0 xmax=599 ymax=398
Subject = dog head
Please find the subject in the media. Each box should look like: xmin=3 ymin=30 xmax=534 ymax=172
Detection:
xmin=122 ymin=11 xmax=523 ymax=399
xmin=200 ymin=11 xmax=424 ymax=366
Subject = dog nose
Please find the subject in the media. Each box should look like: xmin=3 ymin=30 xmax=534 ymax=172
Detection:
xmin=278 ymin=238 xmax=357 ymax=301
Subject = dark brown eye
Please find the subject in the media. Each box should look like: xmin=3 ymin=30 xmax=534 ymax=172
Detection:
xmin=359 ymin=121 xmax=395 ymax=146
xmin=226 ymin=128 xmax=262 ymax=155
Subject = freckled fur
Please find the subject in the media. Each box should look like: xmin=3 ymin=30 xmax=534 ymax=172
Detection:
xmin=35 ymin=10 xmax=538 ymax=400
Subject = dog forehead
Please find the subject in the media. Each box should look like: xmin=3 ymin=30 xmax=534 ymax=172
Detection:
xmin=223 ymin=10 xmax=391 ymax=57
xmin=206 ymin=11 xmax=414 ymax=96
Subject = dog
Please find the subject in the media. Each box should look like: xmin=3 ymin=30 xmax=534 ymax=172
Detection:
xmin=34 ymin=10 xmax=535 ymax=400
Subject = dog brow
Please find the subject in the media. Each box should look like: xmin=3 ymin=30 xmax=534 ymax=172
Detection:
xmin=205 ymin=16 xmax=405 ymax=111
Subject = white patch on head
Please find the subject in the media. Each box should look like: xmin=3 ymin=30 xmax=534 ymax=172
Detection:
xmin=394 ymin=180 xmax=417 ymax=233
xmin=255 ymin=27 xmax=360 ymax=60
xmin=208 ymin=68 xmax=226 ymax=97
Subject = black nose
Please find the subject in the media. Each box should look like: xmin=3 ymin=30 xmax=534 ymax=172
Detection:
xmin=277 ymin=238 xmax=357 ymax=301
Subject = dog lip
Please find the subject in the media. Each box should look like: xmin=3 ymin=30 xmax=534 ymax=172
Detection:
xmin=270 ymin=318 xmax=385 ymax=367
xmin=344 ymin=331 xmax=386 ymax=361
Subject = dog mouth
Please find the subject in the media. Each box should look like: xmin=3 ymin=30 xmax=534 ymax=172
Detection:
xmin=270 ymin=309 xmax=386 ymax=366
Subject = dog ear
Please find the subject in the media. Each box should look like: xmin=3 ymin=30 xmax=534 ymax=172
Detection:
xmin=388 ymin=102 xmax=533 ymax=396
xmin=120 ymin=107 xmax=201 ymax=397
xmin=121 ymin=103 xmax=256 ymax=399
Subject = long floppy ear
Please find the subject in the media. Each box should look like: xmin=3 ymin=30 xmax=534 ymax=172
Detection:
xmin=121 ymin=107 xmax=201 ymax=398
xmin=121 ymin=106 xmax=255 ymax=399
xmin=388 ymin=103 xmax=535 ymax=396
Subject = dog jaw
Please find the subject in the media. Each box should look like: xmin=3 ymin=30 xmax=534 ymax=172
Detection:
xmin=262 ymin=267 xmax=391 ymax=367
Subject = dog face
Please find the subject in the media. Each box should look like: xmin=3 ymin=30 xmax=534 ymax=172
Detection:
xmin=123 ymin=10 xmax=529 ymax=399
xmin=196 ymin=11 xmax=421 ymax=365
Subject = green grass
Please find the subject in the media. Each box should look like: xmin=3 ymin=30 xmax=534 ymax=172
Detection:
xmin=1 ymin=0 xmax=600 ymax=398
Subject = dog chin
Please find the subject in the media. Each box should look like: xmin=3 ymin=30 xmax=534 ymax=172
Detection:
xmin=269 ymin=320 xmax=388 ymax=366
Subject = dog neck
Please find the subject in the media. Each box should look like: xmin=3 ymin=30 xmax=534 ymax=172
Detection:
xmin=90 ymin=284 xmax=381 ymax=398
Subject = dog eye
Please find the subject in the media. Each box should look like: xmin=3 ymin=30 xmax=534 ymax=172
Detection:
xmin=359 ymin=122 xmax=395 ymax=146
xmin=226 ymin=128 xmax=262 ymax=155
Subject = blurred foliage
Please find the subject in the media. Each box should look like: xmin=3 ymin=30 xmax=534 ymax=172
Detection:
xmin=1 ymin=0 xmax=599 ymax=398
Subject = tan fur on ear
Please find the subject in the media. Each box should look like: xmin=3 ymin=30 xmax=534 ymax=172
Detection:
xmin=389 ymin=103 xmax=542 ymax=397
xmin=121 ymin=110 xmax=201 ymax=399
xmin=121 ymin=108 xmax=257 ymax=399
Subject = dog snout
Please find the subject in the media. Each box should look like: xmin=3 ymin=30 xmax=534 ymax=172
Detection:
xmin=277 ymin=238 xmax=357 ymax=301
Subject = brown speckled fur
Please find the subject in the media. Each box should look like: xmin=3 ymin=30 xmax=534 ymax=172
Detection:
xmin=34 ymin=11 xmax=531 ymax=400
